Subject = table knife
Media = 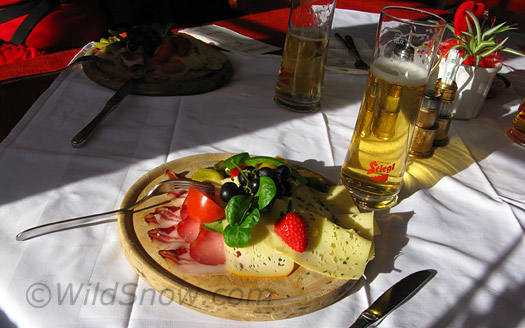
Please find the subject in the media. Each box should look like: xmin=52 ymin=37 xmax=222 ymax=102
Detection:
xmin=71 ymin=76 xmax=143 ymax=147
xmin=349 ymin=269 xmax=436 ymax=328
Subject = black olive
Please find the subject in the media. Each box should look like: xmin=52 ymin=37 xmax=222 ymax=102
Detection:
xmin=220 ymin=182 xmax=240 ymax=202
xmin=275 ymin=165 xmax=291 ymax=181
xmin=249 ymin=178 xmax=260 ymax=194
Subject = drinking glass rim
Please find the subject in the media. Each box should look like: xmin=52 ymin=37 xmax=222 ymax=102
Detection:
xmin=381 ymin=6 xmax=446 ymax=28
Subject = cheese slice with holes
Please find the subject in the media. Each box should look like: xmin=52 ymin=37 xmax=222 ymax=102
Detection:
xmin=291 ymin=185 xmax=360 ymax=217
xmin=317 ymin=185 xmax=360 ymax=214
xmin=331 ymin=212 xmax=376 ymax=240
xmin=224 ymin=244 xmax=294 ymax=278
xmin=262 ymin=209 xmax=373 ymax=280
xmin=289 ymin=185 xmax=379 ymax=240
xmin=223 ymin=220 xmax=294 ymax=278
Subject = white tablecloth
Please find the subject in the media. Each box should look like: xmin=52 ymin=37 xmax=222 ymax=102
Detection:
xmin=1 ymin=9 xmax=524 ymax=328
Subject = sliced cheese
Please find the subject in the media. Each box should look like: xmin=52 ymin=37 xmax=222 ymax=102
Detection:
xmin=331 ymin=212 xmax=375 ymax=240
xmin=291 ymin=185 xmax=332 ymax=218
xmin=224 ymin=243 xmax=294 ymax=278
xmin=262 ymin=210 xmax=372 ymax=280
xmin=291 ymin=185 xmax=378 ymax=240
xmin=223 ymin=220 xmax=295 ymax=278
xmin=316 ymin=185 xmax=360 ymax=214
xmin=223 ymin=217 xmax=294 ymax=278
xmin=292 ymin=185 xmax=359 ymax=217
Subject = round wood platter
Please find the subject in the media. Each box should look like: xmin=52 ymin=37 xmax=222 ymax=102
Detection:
xmin=82 ymin=60 xmax=233 ymax=96
xmin=118 ymin=153 xmax=357 ymax=321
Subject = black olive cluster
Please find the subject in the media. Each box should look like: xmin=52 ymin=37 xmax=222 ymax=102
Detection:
xmin=125 ymin=26 xmax=163 ymax=55
xmin=220 ymin=165 xmax=293 ymax=203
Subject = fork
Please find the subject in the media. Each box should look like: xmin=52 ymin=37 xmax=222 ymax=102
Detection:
xmin=335 ymin=33 xmax=369 ymax=70
xmin=16 ymin=179 xmax=214 ymax=241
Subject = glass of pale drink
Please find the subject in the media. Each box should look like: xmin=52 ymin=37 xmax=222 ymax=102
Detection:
xmin=274 ymin=0 xmax=336 ymax=112
xmin=340 ymin=7 xmax=445 ymax=210
xmin=508 ymin=97 xmax=525 ymax=147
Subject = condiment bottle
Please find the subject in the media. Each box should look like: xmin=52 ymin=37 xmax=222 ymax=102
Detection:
xmin=433 ymin=79 xmax=457 ymax=146
xmin=409 ymin=91 xmax=440 ymax=158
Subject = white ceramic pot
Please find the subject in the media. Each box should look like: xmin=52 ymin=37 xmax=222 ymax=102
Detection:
xmin=431 ymin=61 xmax=502 ymax=119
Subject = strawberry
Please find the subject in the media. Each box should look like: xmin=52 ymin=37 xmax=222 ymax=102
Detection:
xmin=274 ymin=212 xmax=308 ymax=253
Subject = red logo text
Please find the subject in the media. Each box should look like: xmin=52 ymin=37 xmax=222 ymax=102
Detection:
xmin=367 ymin=161 xmax=395 ymax=182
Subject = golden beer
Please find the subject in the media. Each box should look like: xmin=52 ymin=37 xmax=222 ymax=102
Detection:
xmin=508 ymin=97 xmax=525 ymax=147
xmin=341 ymin=57 xmax=427 ymax=210
xmin=275 ymin=27 xmax=329 ymax=111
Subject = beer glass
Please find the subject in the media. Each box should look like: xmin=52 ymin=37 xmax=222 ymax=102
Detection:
xmin=274 ymin=0 xmax=337 ymax=112
xmin=508 ymin=97 xmax=525 ymax=147
xmin=340 ymin=7 xmax=445 ymax=210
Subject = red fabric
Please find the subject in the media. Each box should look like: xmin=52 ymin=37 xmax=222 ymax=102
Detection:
xmin=0 ymin=0 xmax=106 ymax=52
xmin=0 ymin=47 xmax=78 ymax=81
xmin=0 ymin=41 xmax=46 ymax=64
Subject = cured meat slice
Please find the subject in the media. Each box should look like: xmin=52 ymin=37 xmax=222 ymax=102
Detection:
xmin=166 ymin=170 xmax=180 ymax=179
xmin=177 ymin=217 xmax=201 ymax=243
xmin=189 ymin=229 xmax=226 ymax=265
xmin=155 ymin=206 xmax=180 ymax=222
xmin=148 ymin=226 xmax=181 ymax=244
xmin=159 ymin=248 xmax=191 ymax=265
xmin=144 ymin=213 xmax=158 ymax=224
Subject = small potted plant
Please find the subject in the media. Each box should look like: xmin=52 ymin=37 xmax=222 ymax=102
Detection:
xmin=435 ymin=1 xmax=524 ymax=119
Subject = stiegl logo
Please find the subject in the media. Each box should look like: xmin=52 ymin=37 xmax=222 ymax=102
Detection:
xmin=278 ymin=69 xmax=294 ymax=85
xmin=367 ymin=161 xmax=395 ymax=182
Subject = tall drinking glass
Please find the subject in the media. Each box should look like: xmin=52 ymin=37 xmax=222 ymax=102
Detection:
xmin=508 ymin=97 xmax=525 ymax=147
xmin=274 ymin=0 xmax=337 ymax=112
xmin=340 ymin=7 xmax=445 ymax=210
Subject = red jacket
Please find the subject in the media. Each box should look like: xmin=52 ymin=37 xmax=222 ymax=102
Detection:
xmin=0 ymin=0 xmax=108 ymax=63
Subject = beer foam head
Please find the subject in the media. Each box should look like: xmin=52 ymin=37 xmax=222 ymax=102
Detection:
xmin=371 ymin=57 xmax=428 ymax=87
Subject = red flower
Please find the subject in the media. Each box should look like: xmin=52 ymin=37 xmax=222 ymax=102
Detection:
xmin=454 ymin=1 xmax=486 ymax=36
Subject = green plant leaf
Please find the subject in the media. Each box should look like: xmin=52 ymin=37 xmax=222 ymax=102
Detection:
xmin=202 ymin=219 xmax=225 ymax=233
xmin=465 ymin=11 xmax=482 ymax=43
xmin=473 ymin=40 xmax=496 ymax=54
xmin=255 ymin=176 xmax=277 ymax=209
xmin=223 ymin=224 xmax=251 ymax=248
xmin=501 ymin=48 xmax=525 ymax=57
xmin=482 ymin=22 xmax=507 ymax=39
xmin=224 ymin=153 xmax=250 ymax=170
xmin=225 ymin=194 xmax=252 ymax=225
xmin=240 ymin=208 xmax=260 ymax=228
xmin=462 ymin=31 xmax=475 ymax=38
xmin=479 ymin=41 xmax=507 ymax=57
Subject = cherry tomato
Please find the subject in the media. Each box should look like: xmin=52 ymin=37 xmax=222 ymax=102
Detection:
xmin=185 ymin=186 xmax=224 ymax=223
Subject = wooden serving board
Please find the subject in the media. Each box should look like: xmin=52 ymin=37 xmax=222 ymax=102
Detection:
xmin=82 ymin=60 xmax=233 ymax=96
xmin=118 ymin=153 xmax=357 ymax=321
